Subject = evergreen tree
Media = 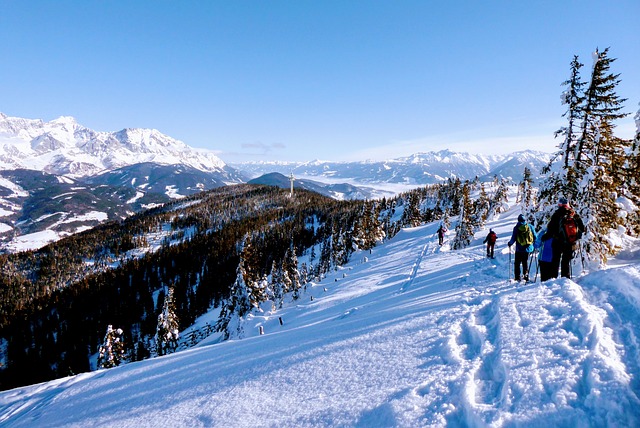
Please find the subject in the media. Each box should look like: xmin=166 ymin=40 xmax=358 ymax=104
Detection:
xmin=402 ymin=192 xmax=422 ymax=227
xmin=97 ymin=325 xmax=125 ymax=369
xmin=517 ymin=167 xmax=536 ymax=220
xmin=270 ymin=260 xmax=285 ymax=309
xmin=283 ymin=244 xmax=301 ymax=300
xmin=473 ymin=183 xmax=491 ymax=226
xmin=452 ymin=182 xmax=475 ymax=250
xmin=574 ymin=48 xmax=629 ymax=266
xmin=625 ymin=104 xmax=640 ymax=235
xmin=155 ymin=286 xmax=180 ymax=356
xmin=215 ymin=258 xmax=252 ymax=339
xmin=538 ymin=56 xmax=585 ymax=222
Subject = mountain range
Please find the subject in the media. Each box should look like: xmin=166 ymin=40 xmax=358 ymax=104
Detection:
xmin=0 ymin=112 xmax=551 ymax=252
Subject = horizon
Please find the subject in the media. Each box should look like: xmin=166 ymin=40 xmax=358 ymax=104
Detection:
xmin=1 ymin=1 xmax=638 ymax=163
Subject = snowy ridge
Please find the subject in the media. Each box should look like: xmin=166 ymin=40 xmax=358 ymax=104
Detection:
xmin=1 ymin=205 xmax=638 ymax=426
xmin=0 ymin=113 xmax=226 ymax=177
xmin=233 ymin=149 xmax=551 ymax=188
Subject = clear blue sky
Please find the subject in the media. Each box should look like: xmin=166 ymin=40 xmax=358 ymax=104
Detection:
xmin=1 ymin=1 xmax=638 ymax=163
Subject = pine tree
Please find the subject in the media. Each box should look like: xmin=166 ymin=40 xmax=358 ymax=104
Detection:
xmin=623 ymin=103 xmax=640 ymax=236
xmin=97 ymin=325 xmax=126 ymax=369
xmin=283 ymin=244 xmax=301 ymax=300
xmin=402 ymin=192 xmax=422 ymax=227
xmin=538 ymin=56 xmax=585 ymax=222
xmin=472 ymin=182 xmax=491 ymax=227
xmin=155 ymin=286 xmax=180 ymax=356
xmin=574 ymin=48 xmax=629 ymax=266
xmin=489 ymin=177 xmax=509 ymax=217
xmin=270 ymin=260 xmax=285 ymax=309
xmin=215 ymin=258 xmax=252 ymax=339
xmin=452 ymin=182 xmax=475 ymax=250
xmin=517 ymin=167 xmax=536 ymax=220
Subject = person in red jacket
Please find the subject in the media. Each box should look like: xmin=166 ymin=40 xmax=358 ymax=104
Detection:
xmin=483 ymin=229 xmax=497 ymax=258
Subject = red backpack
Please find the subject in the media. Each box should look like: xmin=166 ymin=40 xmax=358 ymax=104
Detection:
xmin=488 ymin=231 xmax=497 ymax=244
xmin=559 ymin=211 xmax=579 ymax=244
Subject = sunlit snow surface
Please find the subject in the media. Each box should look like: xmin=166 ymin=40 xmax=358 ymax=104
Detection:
xmin=1 ymin=208 xmax=639 ymax=427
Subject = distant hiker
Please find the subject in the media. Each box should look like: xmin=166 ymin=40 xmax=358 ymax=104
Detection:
xmin=535 ymin=228 xmax=555 ymax=282
xmin=508 ymin=214 xmax=537 ymax=282
xmin=542 ymin=197 xmax=584 ymax=279
xmin=437 ymin=225 xmax=447 ymax=246
xmin=483 ymin=229 xmax=497 ymax=258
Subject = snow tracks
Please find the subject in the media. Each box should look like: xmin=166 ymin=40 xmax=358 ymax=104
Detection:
xmin=415 ymin=277 xmax=640 ymax=427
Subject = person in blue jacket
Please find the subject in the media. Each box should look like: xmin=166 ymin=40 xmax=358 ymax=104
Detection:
xmin=508 ymin=214 xmax=537 ymax=282
xmin=535 ymin=228 xmax=555 ymax=282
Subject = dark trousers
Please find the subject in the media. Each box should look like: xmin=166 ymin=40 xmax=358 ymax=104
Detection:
xmin=486 ymin=243 xmax=495 ymax=258
xmin=551 ymin=240 xmax=574 ymax=278
xmin=539 ymin=261 xmax=555 ymax=282
xmin=514 ymin=251 xmax=529 ymax=280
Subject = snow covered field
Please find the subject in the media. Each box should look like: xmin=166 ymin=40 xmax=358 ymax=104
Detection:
xmin=1 ymin=206 xmax=639 ymax=427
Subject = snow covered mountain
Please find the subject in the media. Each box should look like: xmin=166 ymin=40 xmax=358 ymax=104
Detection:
xmin=1 ymin=202 xmax=638 ymax=426
xmin=0 ymin=113 xmax=245 ymax=251
xmin=0 ymin=112 xmax=231 ymax=177
xmin=233 ymin=149 xmax=552 ymax=188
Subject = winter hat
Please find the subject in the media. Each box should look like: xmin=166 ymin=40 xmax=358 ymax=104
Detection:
xmin=558 ymin=197 xmax=569 ymax=207
xmin=518 ymin=214 xmax=525 ymax=223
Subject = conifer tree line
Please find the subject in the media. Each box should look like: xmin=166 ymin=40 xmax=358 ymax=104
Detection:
xmin=536 ymin=48 xmax=639 ymax=267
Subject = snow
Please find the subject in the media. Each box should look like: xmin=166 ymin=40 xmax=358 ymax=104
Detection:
xmin=3 ymin=230 xmax=61 ymax=252
xmin=0 ymin=223 xmax=12 ymax=233
xmin=126 ymin=191 xmax=145 ymax=204
xmin=0 ymin=177 xmax=29 ymax=198
xmin=0 ymin=113 xmax=228 ymax=177
xmin=0 ymin=206 xmax=639 ymax=427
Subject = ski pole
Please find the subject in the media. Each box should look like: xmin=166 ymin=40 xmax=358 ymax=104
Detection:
xmin=534 ymin=251 xmax=539 ymax=283
xmin=508 ymin=245 xmax=512 ymax=283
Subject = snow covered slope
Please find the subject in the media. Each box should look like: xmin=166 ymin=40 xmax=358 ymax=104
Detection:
xmin=1 ymin=207 xmax=639 ymax=427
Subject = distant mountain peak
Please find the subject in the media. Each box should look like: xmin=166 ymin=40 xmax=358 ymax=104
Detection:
xmin=0 ymin=112 xmax=227 ymax=177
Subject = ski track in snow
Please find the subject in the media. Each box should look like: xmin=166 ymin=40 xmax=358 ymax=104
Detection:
xmin=1 ymin=209 xmax=639 ymax=427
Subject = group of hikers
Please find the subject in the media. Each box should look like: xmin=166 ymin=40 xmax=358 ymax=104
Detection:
xmin=438 ymin=197 xmax=585 ymax=282
xmin=504 ymin=197 xmax=584 ymax=281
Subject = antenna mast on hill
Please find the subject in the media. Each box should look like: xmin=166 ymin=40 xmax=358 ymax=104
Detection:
xmin=289 ymin=172 xmax=295 ymax=197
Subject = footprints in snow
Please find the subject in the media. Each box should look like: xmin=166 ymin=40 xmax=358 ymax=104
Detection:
xmin=453 ymin=298 xmax=507 ymax=408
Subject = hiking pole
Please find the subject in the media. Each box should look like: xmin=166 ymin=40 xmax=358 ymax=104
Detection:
xmin=533 ymin=251 xmax=539 ymax=283
xmin=508 ymin=245 xmax=512 ymax=283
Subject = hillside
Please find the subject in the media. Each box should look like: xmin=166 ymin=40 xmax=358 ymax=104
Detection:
xmin=1 ymin=203 xmax=639 ymax=427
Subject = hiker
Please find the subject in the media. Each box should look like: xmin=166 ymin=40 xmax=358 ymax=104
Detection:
xmin=437 ymin=225 xmax=447 ymax=246
xmin=542 ymin=197 xmax=584 ymax=279
xmin=508 ymin=214 xmax=537 ymax=282
xmin=483 ymin=229 xmax=497 ymax=258
xmin=535 ymin=228 xmax=555 ymax=281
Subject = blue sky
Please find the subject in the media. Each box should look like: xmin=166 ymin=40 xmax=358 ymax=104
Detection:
xmin=1 ymin=1 xmax=638 ymax=163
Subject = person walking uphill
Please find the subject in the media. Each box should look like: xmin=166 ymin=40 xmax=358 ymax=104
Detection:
xmin=437 ymin=225 xmax=447 ymax=246
xmin=542 ymin=197 xmax=584 ymax=279
xmin=483 ymin=229 xmax=497 ymax=258
xmin=508 ymin=214 xmax=537 ymax=282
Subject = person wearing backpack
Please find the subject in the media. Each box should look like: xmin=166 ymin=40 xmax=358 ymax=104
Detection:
xmin=535 ymin=228 xmax=555 ymax=281
xmin=483 ymin=229 xmax=497 ymax=258
xmin=437 ymin=225 xmax=447 ymax=246
xmin=542 ymin=197 xmax=584 ymax=279
xmin=508 ymin=214 xmax=537 ymax=281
